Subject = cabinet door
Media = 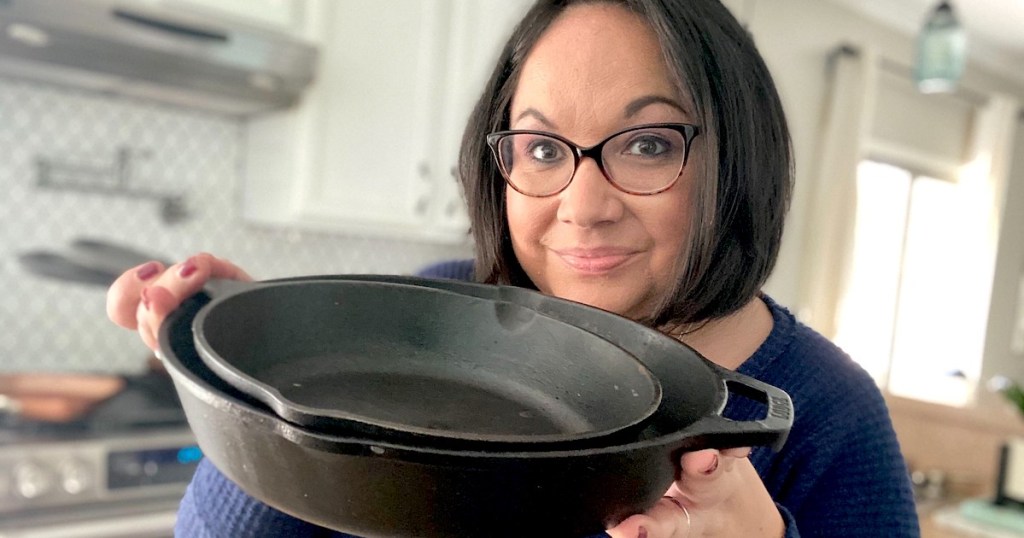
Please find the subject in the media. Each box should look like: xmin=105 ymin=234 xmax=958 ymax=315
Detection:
xmin=242 ymin=0 xmax=535 ymax=243
xmin=295 ymin=0 xmax=449 ymax=238
xmin=430 ymin=0 xmax=535 ymax=234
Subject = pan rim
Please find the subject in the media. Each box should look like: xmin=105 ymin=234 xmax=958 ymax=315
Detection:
xmin=162 ymin=296 xmax=712 ymax=460
xmin=160 ymin=282 xmax=791 ymax=460
xmin=189 ymin=278 xmax=665 ymax=446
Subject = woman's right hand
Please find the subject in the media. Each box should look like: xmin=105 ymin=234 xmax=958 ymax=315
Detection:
xmin=106 ymin=253 xmax=253 ymax=350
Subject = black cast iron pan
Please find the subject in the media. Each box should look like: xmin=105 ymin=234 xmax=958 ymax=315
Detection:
xmin=286 ymin=274 xmax=793 ymax=450
xmin=159 ymin=277 xmax=793 ymax=537
xmin=192 ymin=279 xmax=663 ymax=447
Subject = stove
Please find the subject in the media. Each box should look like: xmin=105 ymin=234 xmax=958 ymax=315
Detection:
xmin=0 ymin=372 xmax=197 ymax=538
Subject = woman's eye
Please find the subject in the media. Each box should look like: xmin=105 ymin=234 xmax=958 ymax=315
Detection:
xmin=625 ymin=136 xmax=670 ymax=157
xmin=527 ymin=140 xmax=562 ymax=162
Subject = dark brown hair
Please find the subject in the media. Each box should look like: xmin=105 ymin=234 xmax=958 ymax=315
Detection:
xmin=458 ymin=0 xmax=793 ymax=327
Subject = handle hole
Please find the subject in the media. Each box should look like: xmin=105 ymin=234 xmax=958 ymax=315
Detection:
xmin=721 ymin=380 xmax=769 ymax=422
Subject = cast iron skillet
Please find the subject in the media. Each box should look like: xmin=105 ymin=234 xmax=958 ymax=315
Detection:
xmin=159 ymin=276 xmax=793 ymax=537
xmin=294 ymin=275 xmax=793 ymax=449
xmin=192 ymin=279 xmax=663 ymax=447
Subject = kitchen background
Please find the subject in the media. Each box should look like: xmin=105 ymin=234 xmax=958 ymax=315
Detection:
xmin=1 ymin=0 xmax=1024 ymax=536
xmin=0 ymin=75 xmax=471 ymax=374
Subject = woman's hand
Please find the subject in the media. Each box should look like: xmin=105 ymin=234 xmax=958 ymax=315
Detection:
xmin=106 ymin=253 xmax=253 ymax=351
xmin=606 ymin=448 xmax=784 ymax=538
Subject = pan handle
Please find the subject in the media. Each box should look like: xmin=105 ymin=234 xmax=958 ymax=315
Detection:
xmin=685 ymin=368 xmax=793 ymax=452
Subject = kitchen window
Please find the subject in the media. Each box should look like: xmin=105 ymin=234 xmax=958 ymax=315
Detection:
xmin=834 ymin=159 xmax=983 ymax=405
xmin=803 ymin=47 xmax=1020 ymax=407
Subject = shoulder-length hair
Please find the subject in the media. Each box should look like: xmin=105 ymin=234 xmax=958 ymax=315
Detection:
xmin=458 ymin=0 xmax=793 ymax=327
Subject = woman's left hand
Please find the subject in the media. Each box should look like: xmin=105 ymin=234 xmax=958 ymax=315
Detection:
xmin=606 ymin=447 xmax=784 ymax=538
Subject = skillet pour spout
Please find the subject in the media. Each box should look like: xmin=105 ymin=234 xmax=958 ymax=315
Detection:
xmin=159 ymin=276 xmax=793 ymax=537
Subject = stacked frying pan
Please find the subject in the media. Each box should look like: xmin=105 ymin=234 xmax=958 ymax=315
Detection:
xmin=158 ymin=275 xmax=793 ymax=538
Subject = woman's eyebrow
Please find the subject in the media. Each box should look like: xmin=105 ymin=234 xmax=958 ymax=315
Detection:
xmin=512 ymin=96 xmax=686 ymax=128
xmin=512 ymin=108 xmax=558 ymax=129
xmin=624 ymin=95 xmax=688 ymax=118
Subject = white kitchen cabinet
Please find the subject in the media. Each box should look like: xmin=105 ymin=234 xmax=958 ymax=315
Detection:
xmin=242 ymin=0 xmax=533 ymax=243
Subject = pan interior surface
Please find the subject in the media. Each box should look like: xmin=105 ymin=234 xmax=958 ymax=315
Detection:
xmin=194 ymin=281 xmax=662 ymax=441
xmin=269 ymin=362 xmax=591 ymax=435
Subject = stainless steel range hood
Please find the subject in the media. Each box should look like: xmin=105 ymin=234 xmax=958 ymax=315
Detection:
xmin=0 ymin=0 xmax=318 ymax=116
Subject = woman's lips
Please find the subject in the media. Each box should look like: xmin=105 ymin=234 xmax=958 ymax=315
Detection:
xmin=554 ymin=248 xmax=638 ymax=274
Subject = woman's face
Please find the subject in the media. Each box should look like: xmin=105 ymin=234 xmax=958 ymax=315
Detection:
xmin=506 ymin=3 xmax=701 ymax=320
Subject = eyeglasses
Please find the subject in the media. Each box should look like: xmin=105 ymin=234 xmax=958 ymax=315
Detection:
xmin=485 ymin=122 xmax=700 ymax=197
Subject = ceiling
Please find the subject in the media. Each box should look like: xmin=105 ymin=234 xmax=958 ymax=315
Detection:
xmin=825 ymin=0 xmax=1024 ymax=84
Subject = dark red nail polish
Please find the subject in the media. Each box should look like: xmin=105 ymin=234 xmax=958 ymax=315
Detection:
xmin=704 ymin=454 xmax=719 ymax=474
xmin=637 ymin=526 xmax=648 ymax=538
xmin=140 ymin=287 xmax=152 ymax=311
xmin=179 ymin=258 xmax=197 ymax=278
xmin=136 ymin=262 xmax=159 ymax=280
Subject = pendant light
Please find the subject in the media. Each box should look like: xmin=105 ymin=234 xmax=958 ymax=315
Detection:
xmin=914 ymin=0 xmax=968 ymax=94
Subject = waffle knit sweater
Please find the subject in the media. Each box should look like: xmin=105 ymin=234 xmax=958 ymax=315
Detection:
xmin=175 ymin=259 xmax=920 ymax=537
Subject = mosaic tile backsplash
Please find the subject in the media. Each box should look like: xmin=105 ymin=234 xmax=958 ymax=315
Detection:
xmin=0 ymin=76 xmax=473 ymax=374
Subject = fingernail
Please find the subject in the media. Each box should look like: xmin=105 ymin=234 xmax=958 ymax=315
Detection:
xmin=704 ymin=453 xmax=719 ymax=474
xmin=179 ymin=258 xmax=197 ymax=278
xmin=136 ymin=262 xmax=160 ymax=280
xmin=637 ymin=526 xmax=648 ymax=538
xmin=140 ymin=287 xmax=152 ymax=311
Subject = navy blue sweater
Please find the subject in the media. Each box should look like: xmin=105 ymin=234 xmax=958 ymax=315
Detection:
xmin=175 ymin=260 xmax=919 ymax=537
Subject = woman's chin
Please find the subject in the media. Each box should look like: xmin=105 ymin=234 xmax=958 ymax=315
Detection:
xmin=549 ymin=286 xmax=652 ymax=320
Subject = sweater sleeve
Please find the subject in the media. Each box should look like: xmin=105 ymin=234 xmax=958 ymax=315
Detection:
xmin=176 ymin=458 xmax=347 ymax=537
xmin=760 ymin=407 xmax=919 ymax=537
xmin=784 ymin=405 xmax=920 ymax=537
xmin=740 ymin=297 xmax=919 ymax=538
xmin=759 ymin=362 xmax=920 ymax=537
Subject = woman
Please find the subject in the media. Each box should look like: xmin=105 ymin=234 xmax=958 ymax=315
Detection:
xmin=107 ymin=0 xmax=919 ymax=536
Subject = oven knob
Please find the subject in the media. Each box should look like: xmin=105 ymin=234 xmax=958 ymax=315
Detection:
xmin=58 ymin=459 xmax=93 ymax=495
xmin=13 ymin=461 xmax=54 ymax=499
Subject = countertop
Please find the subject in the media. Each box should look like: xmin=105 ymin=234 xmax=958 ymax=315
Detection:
xmin=920 ymin=500 xmax=1024 ymax=537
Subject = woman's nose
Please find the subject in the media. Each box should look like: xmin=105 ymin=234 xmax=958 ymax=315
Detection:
xmin=555 ymin=157 xmax=625 ymax=227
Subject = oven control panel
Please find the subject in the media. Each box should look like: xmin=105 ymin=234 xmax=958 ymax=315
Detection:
xmin=0 ymin=429 xmax=198 ymax=513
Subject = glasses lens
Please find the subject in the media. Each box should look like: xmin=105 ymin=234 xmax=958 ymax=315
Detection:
xmin=602 ymin=127 xmax=687 ymax=193
xmin=497 ymin=134 xmax=574 ymax=196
